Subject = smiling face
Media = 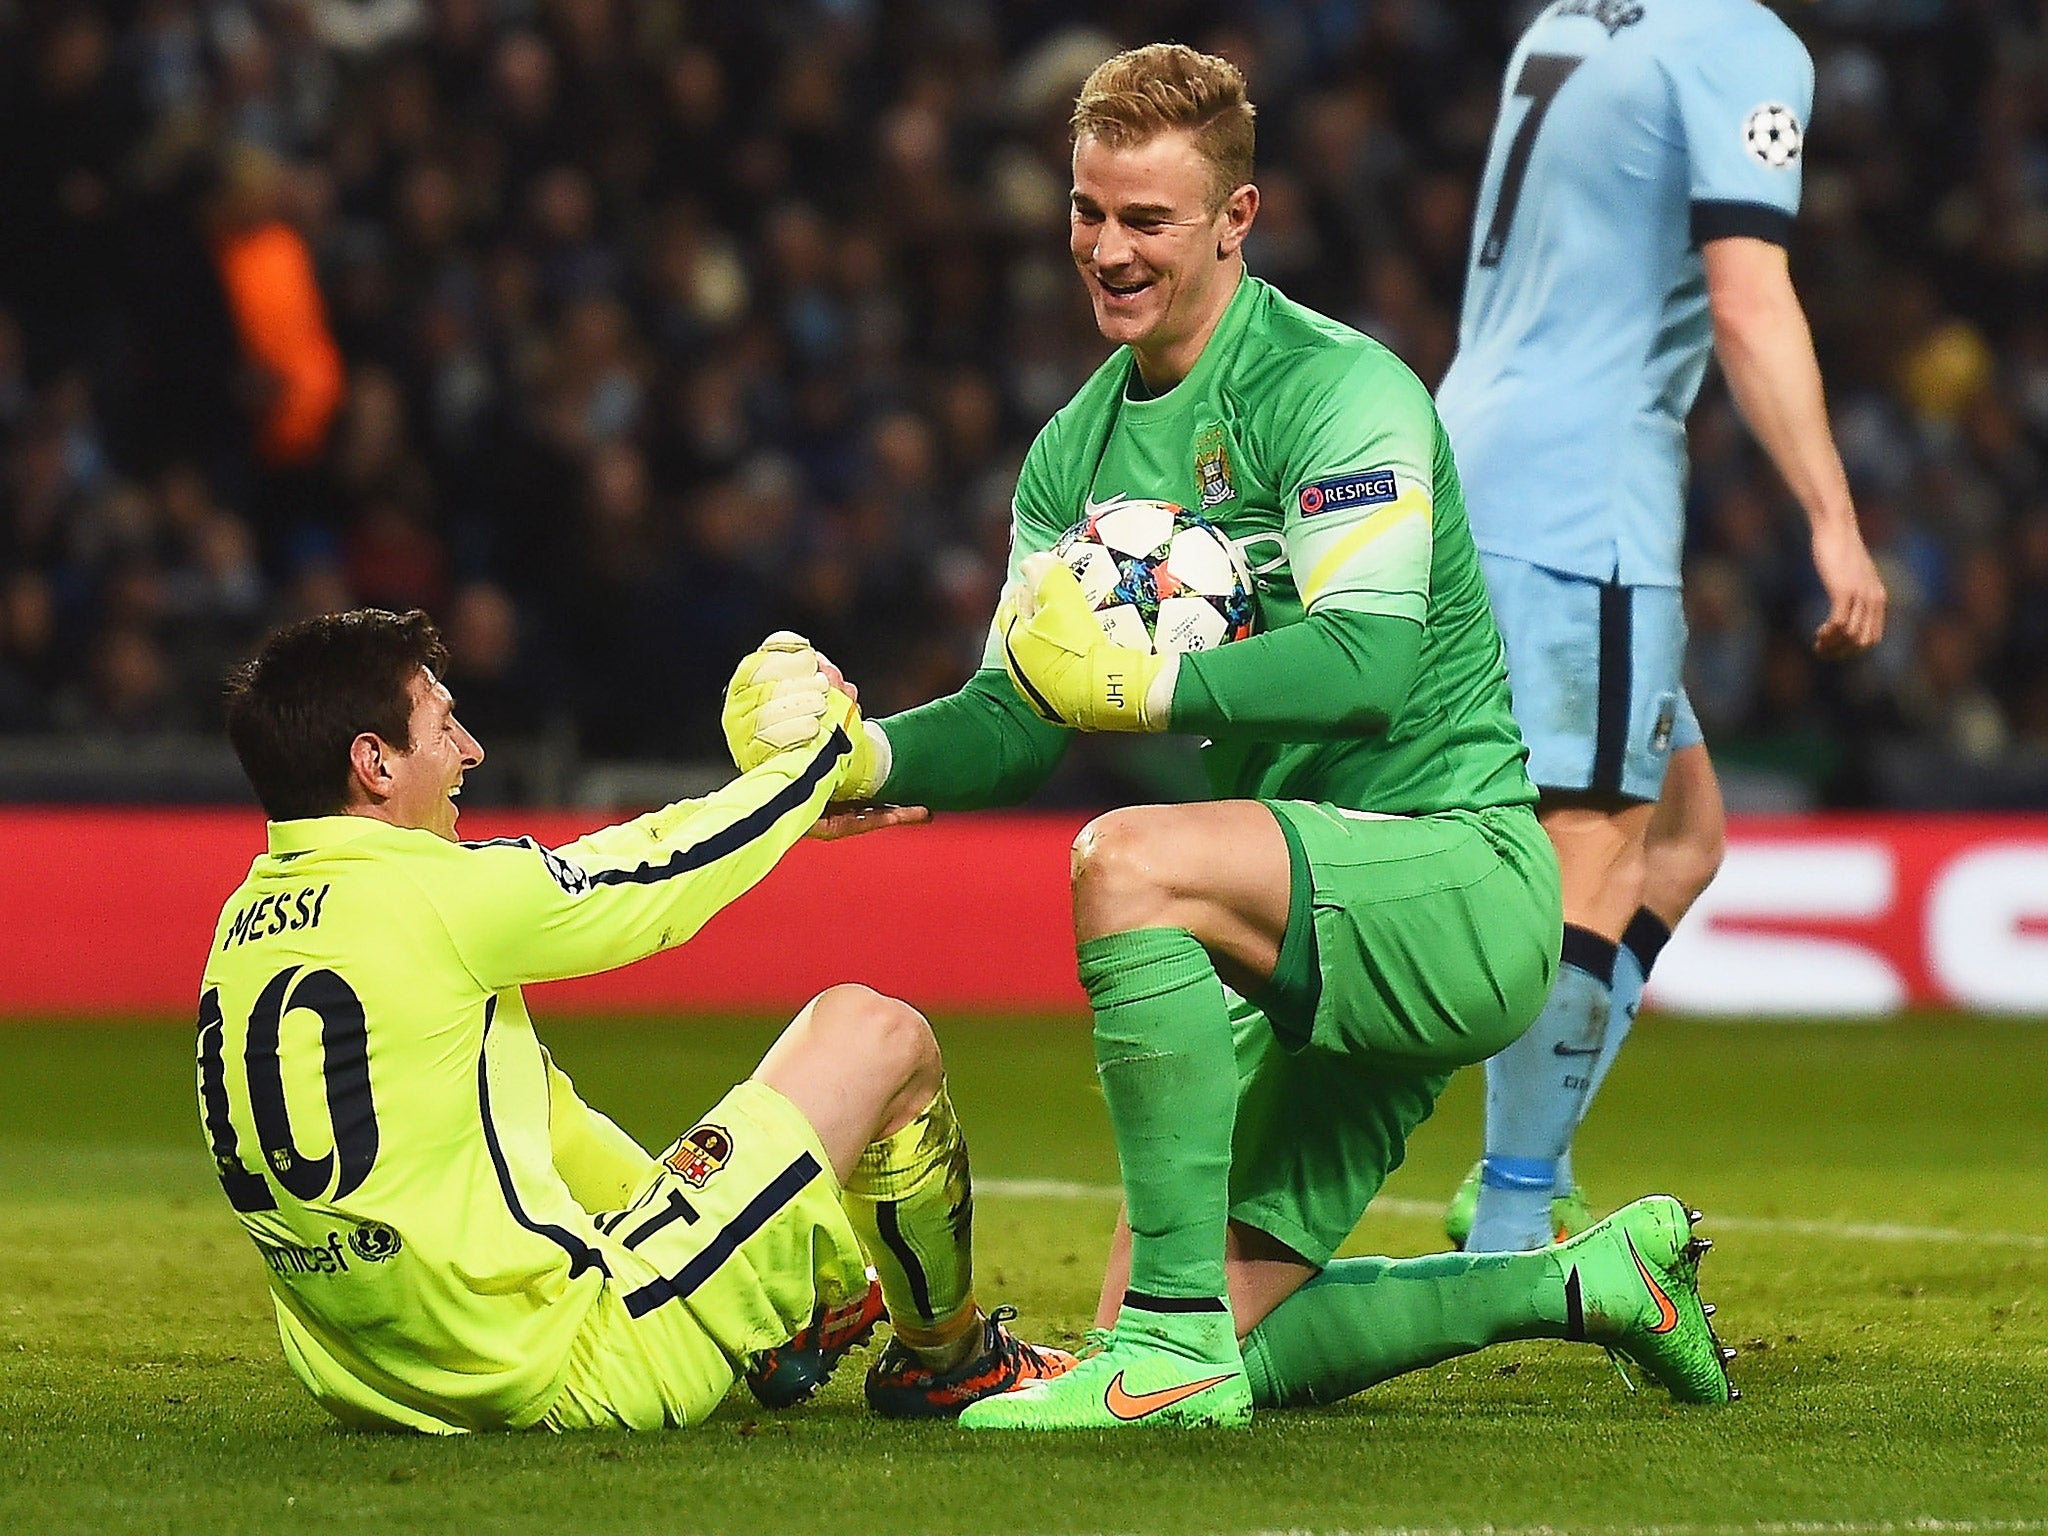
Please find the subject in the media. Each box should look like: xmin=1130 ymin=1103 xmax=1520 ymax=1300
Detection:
xmin=1069 ymin=128 xmax=1258 ymax=389
xmin=355 ymin=667 xmax=483 ymax=841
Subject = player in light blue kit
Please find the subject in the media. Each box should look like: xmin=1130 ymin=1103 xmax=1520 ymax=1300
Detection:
xmin=1436 ymin=0 xmax=1888 ymax=1253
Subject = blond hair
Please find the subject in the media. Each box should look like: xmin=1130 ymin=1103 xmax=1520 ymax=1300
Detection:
xmin=1071 ymin=44 xmax=1256 ymax=208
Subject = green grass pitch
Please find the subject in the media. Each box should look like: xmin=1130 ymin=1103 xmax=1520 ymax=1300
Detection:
xmin=4 ymin=1014 xmax=2045 ymax=1535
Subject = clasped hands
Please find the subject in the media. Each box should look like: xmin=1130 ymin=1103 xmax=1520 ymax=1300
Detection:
xmin=722 ymin=632 xmax=922 ymax=838
xmin=722 ymin=631 xmax=858 ymax=765
xmin=721 ymin=550 xmax=1170 ymax=839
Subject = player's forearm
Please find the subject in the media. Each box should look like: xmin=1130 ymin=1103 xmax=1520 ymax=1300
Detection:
xmin=551 ymin=1110 xmax=654 ymax=1214
xmin=1711 ymin=263 xmax=1856 ymax=537
xmin=456 ymin=723 xmax=853 ymax=988
xmin=876 ymin=669 xmax=1072 ymax=809
xmin=1171 ymin=609 xmax=1424 ymax=740
xmin=544 ymin=1050 xmax=653 ymax=1214
xmin=575 ymin=727 xmax=847 ymax=914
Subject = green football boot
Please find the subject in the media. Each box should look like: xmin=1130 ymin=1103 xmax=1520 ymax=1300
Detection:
xmin=1445 ymin=1161 xmax=1594 ymax=1250
xmin=958 ymin=1309 xmax=1251 ymax=1431
xmin=1557 ymin=1194 xmax=1737 ymax=1404
xmin=1553 ymin=1183 xmax=1594 ymax=1242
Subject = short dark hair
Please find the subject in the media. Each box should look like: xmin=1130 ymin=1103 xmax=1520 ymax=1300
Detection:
xmin=225 ymin=609 xmax=449 ymax=821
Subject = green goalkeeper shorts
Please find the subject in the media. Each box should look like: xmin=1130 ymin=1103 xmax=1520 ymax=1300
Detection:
xmin=1223 ymin=800 xmax=1562 ymax=1267
xmin=541 ymin=1079 xmax=871 ymax=1432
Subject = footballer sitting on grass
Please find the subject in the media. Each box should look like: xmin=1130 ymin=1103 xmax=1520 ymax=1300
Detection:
xmin=197 ymin=608 xmax=1071 ymax=1433
xmin=727 ymin=46 xmax=1736 ymax=1430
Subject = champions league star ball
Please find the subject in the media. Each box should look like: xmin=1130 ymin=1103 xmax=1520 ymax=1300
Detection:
xmin=1051 ymin=497 xmax=1256 ymax=654
xmin=1742 ymin=103 xmax=1803 ymax=169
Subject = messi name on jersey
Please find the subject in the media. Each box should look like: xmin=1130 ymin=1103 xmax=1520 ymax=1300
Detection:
xmin=220 ymin=884 xmax=331 ymax=949
xmin=1298 ymin=468 xmax=1398 ymax=518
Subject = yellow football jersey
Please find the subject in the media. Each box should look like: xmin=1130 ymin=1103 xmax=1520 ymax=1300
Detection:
xmin=196 ymin=720 xmax=851 ymax=1432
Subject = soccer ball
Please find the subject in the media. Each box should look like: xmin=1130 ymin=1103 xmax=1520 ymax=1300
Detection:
xmin=1050 ymin=497 xmax=1256 ymax=654
xmin=1742 ymin=103 xmax=1802 ymax=169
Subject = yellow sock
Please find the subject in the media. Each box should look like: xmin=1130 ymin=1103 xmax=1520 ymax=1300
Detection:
xmin=844 ymin=1082 xmax=980 ymax=1369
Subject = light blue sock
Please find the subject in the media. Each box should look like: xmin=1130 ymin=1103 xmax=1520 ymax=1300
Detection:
xmin=1470 ymin=926 xmax=1617 ymax=1252
xmin=1558 ymin=909 xmax=1672 ymax=1195
xmin=1469 ymin=1154 xmax=1556 ymax=1251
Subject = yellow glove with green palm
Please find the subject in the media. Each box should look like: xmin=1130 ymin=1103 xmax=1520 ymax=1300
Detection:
xmin=994 ymin=553 xmax=1176 ymax=732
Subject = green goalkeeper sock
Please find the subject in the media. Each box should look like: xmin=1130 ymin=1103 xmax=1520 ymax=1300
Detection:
xmin=1241 ymin=1248 xmax=1569 ymax=1408
xmin=1079 ymin=928 xmax=1238 ymax=1341
xmin=843 ymin=1082 xmax=980 ymax=1369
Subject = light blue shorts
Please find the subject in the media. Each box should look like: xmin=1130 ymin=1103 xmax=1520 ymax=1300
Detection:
xmin=1478 ymin=552 xmax=1703 ymax=804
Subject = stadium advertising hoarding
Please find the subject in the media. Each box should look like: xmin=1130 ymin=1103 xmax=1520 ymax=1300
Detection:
xmin=1651 ymin=817 xmax=2048 ymax=1016
xmin=1 ymin=810 xmax=2043 ymax=1018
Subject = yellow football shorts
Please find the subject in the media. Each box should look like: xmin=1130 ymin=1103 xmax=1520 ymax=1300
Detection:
xmin=541 ymin=1079 xmax=871 ymax=1431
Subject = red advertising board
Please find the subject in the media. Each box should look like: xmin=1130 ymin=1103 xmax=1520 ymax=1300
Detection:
xmin=0 ymin=807 xmax=1090 ymax=1019
xmin=1 ymin=808 xmax=2043 ymax=1018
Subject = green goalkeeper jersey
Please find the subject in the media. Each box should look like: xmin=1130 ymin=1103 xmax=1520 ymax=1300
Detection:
xmin=195 ymin=723 xmax=851 ymax=1432
xmin=902 ymin=272 xmax=1531 ymax=817
xmin=884 ymin=274 xmax=1540 ymax=819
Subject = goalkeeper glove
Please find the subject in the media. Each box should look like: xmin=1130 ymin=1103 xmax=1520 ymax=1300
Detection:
xmin=995 ymin=553 xmax=1177 ymax=732
xmin=721 ymin=632 xmax=890 ymax=797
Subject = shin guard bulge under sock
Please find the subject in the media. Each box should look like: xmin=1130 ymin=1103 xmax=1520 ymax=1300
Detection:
xmin=1558 ymin=908 xmax=1671 ymax=1195
xmin=1471 ymin=925 xmax=1618 ymax=1251
xmin=1078 ymin=927 xmax=1238 ymax=1314
xmin=843 ymin=1082 xmax=978 ymax=1366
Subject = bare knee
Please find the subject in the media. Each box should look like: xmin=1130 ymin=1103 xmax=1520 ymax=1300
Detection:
xmin=1612 ymin=832 xmax=1650 ymax=904
xmin=756 ymin=985 xmax=942 ymax=1180
xmin=810 ymin=983 xmax=941 ymax=1105
xmin=815 ymin=983 xmax=938 ymax=1087
xmin=1543 ymin=801 xmax=1655 ymax=936
xmin=1071 ymin=807 xmax=1180 ymax=941
xmin=1647 ymin=816 xmax=1724 ymax=917
xmin=1643 ymin=746 xmax=1726 ymax=921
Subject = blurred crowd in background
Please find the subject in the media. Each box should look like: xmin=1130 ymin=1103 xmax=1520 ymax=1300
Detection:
xmin=3 ymin=0 xmax=2045 ymax=807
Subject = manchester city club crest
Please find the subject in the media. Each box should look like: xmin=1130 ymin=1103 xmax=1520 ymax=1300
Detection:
xmin=1651 ymin=695 xmax=1678 ymax=753
xmin=1193 ymin=426 xmax=1236 ymax=509
xmin=665 ymin=1123 xmax=734 ymax=1189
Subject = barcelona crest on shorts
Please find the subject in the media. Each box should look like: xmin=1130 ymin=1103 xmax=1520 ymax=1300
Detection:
xmin=665 ymin=1123 xmax=734 ymax=1188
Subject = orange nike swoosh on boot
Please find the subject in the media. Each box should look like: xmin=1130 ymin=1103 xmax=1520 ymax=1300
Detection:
xmin=1103 ymin=1370 xmax=1235 ymax=1421
xmin=1627 ymin=1235 xmax=1680 ymax=1334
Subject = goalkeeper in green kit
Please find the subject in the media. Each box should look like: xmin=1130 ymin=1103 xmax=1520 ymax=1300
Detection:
xmin=728 ymin=44 xmax=1735 ymax=1429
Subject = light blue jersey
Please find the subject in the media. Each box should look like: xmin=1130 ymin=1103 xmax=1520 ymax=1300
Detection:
xmin=1436 ymin=0 xmax=1812 ymax=587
